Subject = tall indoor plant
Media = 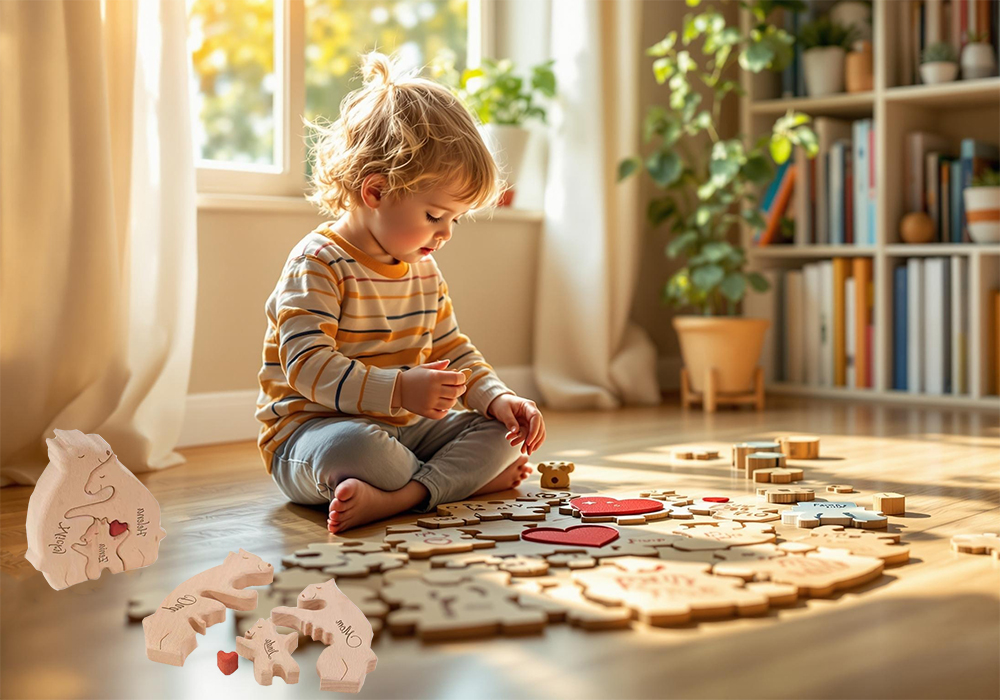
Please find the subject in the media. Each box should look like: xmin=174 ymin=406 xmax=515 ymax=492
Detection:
xmin=620 ymin=0 xmax=817 ymax=399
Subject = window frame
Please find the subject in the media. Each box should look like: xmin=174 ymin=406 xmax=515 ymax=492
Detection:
xmin=194 ymin=0 xmax=489 ymax=197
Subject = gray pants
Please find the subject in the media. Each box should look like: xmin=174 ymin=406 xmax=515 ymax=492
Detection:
xmin=270 ymin=410 xmax=523 ymax=512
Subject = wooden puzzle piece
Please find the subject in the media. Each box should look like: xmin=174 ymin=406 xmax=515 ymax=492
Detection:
xmin=380 ymin=568 xmax=549 ymax=641
xmin=537 ymin=461 xmax=575 ymax=489
xmin=666 ymin=541 xmax=814 ymax=565
xmin=756 ymin=486 xmax=816 ymax=504
xmin=732 ymin=441 xmax=780 ymax=474
xmin=826 ymin=484 xmax=855 ymax=493
xmin=872 ymin=492 xmax=906 ymax=515
xmin=25 ymin=429 xmax=166 ymax=590
xmin=669 ymin=522 xmax=777 ymax=551
xmin=713 ymin=549 xmax=884 ymax=598
xmin=950 ymin=533 xmax=1000 ymax=559
xmin=521 ymin=525 xmax=619 ymax=548
xmin=688 ymin=502 xmax=781 ymax=523
xmin=235 ymin=588 xmax=302 ymax=637
xmin=574 ymin=557 xmax=798 ymax=626
xmin=71 ymin=518 xmax=129 ymax=581
xmin=128 ymin=587 xmax=172 ymax=622
xmin=430 ymin=551 xmax=551 ymax=577
xmin=384 ymin=525 xmax=496 ymax=559
xmin=217 ymin=650 xmax=238 ymax=675
xmin=339 ymin=584 xmax=389 ymax=638
xmin=237 ymin=617 xmax=300 ymax=686
xmin=271 ymin=579 xmax=377 ymax=693
xmin=780 ymin=435 xmax=820 ymax=459
xmin=752 ymin=467 xmax=804 ymax=483
xmin=517 ymin=491 xmax=576 ymax=505
xmin=559 ymin=494 xmax=694 ymax=525
xmin=142 ymin=549 xmax=274 ymax=666
xmin=673 ymin=448 xmax=720 ymax=460
xmin=781 ymin=501 xmax=888 ymax=529
xmin=512 ymin=577 xmax=632 ymax=630
xmin=281 ymin=540 xmax=393 ymax=570
xmin=434 ymin=499 xmax=551 ymax=524
xmin=745 ymin=452 xmax=787 ymax=479
xmin=789 ymin=526 xmax=910 ymax=565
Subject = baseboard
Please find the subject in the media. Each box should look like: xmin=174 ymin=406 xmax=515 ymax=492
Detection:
xmin=178 ymin=365 xmax=543 ymax=449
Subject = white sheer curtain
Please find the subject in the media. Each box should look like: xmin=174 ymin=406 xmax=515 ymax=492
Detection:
xmin=0 ymin=0 xmax=197 ymax=485
xmin=533 ymin=0 xmax=661 ymax=409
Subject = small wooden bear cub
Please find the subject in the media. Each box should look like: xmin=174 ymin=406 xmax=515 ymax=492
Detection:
xmin=537 ymin=461 xmax=575 ymax=489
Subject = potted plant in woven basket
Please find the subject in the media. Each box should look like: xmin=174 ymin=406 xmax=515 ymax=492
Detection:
xmin=619 ymin=0 xmax=817 ymax=411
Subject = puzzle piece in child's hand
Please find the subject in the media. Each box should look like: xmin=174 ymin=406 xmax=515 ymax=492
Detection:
xmin=574 ymin=557 xmax=798 ymax=626
xmin=713 ymin=549 xmax=884 ymax=598
xmin=237 ymin=618 xmax=299 ymax=686
xmin=781 ymin=501 xmax=888 ymax=529
xmin=688 ymin=502 xmax=782 ymax=523
xmin=951 ymin=533 xmax=1000 ymax=559
xmin=281 ymin=540 xmax=392 ymax=569
xmin=142 ymin=549 xmax=274 ymax=666
xmin=669 ymin=522 xmax=777 ymax=551
xmin=756 ymin=486 xmax=816 ymax=504
xmin=752 ymin=467 xmax=805 ymax=483
xmin=384 ymin=526 xmax=496 ymax=558
xmin=512 ymin=577 xmax=632 ymax=630
xmin=380 ymin=568 xmax=549 ymax=641
xmin=271 ymin=579 xmax=377 ymax=693
xmin=789 ymin=526 xmax=910 ymax=565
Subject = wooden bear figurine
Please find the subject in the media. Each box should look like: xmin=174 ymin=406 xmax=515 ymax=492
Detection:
xmin=537 ymin=461 xmax=575 ymax=489
xmin=143 ymin=549 xmax=274 ymax=666
xmin=271 ymin=579 xmax=377 ymax=693
xmin=237 ymin=618 xmax=299 ymax=685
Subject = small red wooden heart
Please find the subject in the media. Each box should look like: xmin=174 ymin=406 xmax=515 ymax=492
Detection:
xmin=108 ymin=520 xmax=129 ymax=536
xmin=569 ymin=496 xmax=663 ymax=517
xmin=701 ymin=496 xmax=730 ymax=503
xmin=217 ymin=650 xmax=238 ymax=675
xmin=521 ymin=525 xmax=619 ymax=548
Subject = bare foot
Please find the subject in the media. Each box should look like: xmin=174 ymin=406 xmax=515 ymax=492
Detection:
xmin=473 ymin=455 xmax=532 ymax=496
xmin=327 ymin=479 xmax=426 ymax=534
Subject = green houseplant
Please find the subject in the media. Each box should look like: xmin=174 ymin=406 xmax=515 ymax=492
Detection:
xmin=619 ymin=0 xmax=817 ymax=403
xmin=921 ymin=41 xmax=959 ymax=84
xmin=961 ymin=31 xmax=997 ymax=79
xmin=799 ymin=17 xmax=859 ymax=96
xmin=432 ymin=52 xmax=556 ymax=206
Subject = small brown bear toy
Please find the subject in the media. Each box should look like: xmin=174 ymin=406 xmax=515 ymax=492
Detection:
xmin=537 ymin=461 xmax=575 ymax=489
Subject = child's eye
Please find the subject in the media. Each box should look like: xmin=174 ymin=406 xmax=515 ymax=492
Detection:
xmin=426 ymin=213 xmax=441 ymax=223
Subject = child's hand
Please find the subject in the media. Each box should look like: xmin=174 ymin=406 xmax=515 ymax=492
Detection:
xmin=487 ymin=394 xmax=545 ymax=456
xmin=398 ymin=359 xmax=466 ymax=419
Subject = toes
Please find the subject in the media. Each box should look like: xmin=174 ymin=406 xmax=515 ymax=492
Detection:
xmin=334 ymin=479 xmax=359 ymax=502
xmin=330 ymin=498 xmax=351 ymax=513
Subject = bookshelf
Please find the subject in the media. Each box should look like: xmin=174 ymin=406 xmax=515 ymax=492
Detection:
xmin=740 ymin=0 xmax=1000 ymax=410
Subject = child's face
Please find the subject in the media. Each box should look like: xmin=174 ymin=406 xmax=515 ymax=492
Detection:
xmin=366 ymin=184 xmax=470 ymax=263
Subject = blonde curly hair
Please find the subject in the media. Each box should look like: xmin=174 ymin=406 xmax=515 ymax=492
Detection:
xmin=307 ymin=52 xmax=503 ymax=216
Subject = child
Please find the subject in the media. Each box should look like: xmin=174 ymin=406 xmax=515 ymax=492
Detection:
xmin=256 ymin=52 xmax=546 ymax=533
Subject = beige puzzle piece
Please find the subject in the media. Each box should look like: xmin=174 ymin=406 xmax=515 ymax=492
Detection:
xmin=271 ymin=579 xmax=378 ymax=693
xmin=384 ymin=526 xmax=497 ymax=559
xmin=688 ymin=502 xmax=782 ymax=523
xmin=790 ymin=525 xmax=910 ymax=565
xmin=753 ymin=467 xmax=805 ymax=483
xmin=872 ymin=492 xmax=906 ymax=515
xmin=756 ymin=486 xmax=816 ymax=504
xmin=780 ymin=435 xmax=821 ymax=459
xmin=282 ymin=540 xmax=394 ymax=569
xmin=142 ymin=549 xmax=274 ymax=666
xmin=827 ymin=484 xmax=855 ymax=493
xmin=574 ymin=557 xmax=798 ymax=626
xmin=25 ymin=429 xmax=166 ymax=590
xmin=518 ymin=491 xmax=577 ymax=505
xmin=72 ymin=518 xmax=129 ymax=581
xmin=666 ymin=541 xmax=814 ymax=565
xmin=638 ymin=489 xmax=694 ymax=507
xmin=430 ymin=552 xmax=550 ymax=577
xmin=235 ymin=588 xmax=302 ymax=637
xmin=512 ymin=577 xmax=632 ymax=630
xmin=669 ymin=522 xmax=777 ymax=551
xmin=435 ymin=499 xmax=551 ymax=524
xmin=558 ymin=496 xmax=699 ymax=525
xmin=713 ymin=549 xmax=884 ymax=597
xmin=339 ymin=584 xmax=389 ymax=638
xmin=237 ymin=617 xmax=300 ymax=686
xmin=950 ymin=533 xmax=1000 ymax=559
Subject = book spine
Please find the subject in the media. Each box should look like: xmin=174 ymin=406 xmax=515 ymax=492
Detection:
xmin=894 ymin=265 xmax=908 ymax=390
xmin=907 ymin=258 xmax=924 ymax=393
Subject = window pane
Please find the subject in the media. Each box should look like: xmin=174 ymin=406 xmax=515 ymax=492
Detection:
xmin=188 ymin=0 xmax=276 ymax=165
xmin=304 ymin=0 xmax=468 ymax=130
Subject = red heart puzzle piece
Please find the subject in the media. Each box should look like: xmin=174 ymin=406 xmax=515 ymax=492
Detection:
xmin=217 ymin=650 xmax=238 ymax=675
xmin=569 ymin=496 xmax=664 ymax=517
xmin=701 ymin=497 xmax=729 ymax=503
xmin=521 ymin=525 xmax=619 ymax=548
xmin=108 ymin=520 xmax=129 ymax=537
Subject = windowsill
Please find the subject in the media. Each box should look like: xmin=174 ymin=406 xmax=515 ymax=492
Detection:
xmin=196 ymin=193 xmax=545 ymax=223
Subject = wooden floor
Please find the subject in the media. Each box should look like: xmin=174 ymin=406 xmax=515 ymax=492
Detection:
xmin=2 ymin=396 xmax=999 ymax=699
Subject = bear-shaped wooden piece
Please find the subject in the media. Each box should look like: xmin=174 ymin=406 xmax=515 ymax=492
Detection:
xmin=537 ymin=461 xmax=575 ymax=489
xmin=237 ymin=618 xmax=299 ymax=685
xmin=25 ymin=429 xmax=167 ymax=590
xmin=271 ymin=579 xmax=377 ymax=693
xmin=142 ymin=549 xmax=274 ymax=666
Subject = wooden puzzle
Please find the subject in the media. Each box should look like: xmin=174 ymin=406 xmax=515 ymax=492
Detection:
xmin=143 ymin=549 xmax=274 ymax=666
xmin=826 ymin=484 xmax=855 ymax=493
xmin=25 ymin=429 xmax=166 ymax=590
xmin=282 ymin=541 xmax=408 ymax=577
xmin=559 ymin=495 xmax=692 ymax=525
xmin=688 ymin=502 xmax=781 ymax=523
xmin=574 ymin=556 xmax=798 ymax=626
xmin=512 ymin=577 xmax=633 ymax=630
xmin=669 ymin=522 xmax=777 ymax=551
xmin=521 ymin=525 xmax=620 ymax=548
xmin=536 ymin=461 xmax=575 ymax=489
xmin=434 ymin=499 xmax=551 ymax=524
xmin=518 ymin=491 xmax=576 ymax=505
xmin=712 ymin=549 xmax=884 ymax=598
xmin=781 ymin=501 xmax=888 ymax=529
xmin=237 ymin=617 xmax=300 ymax=686
xmin=872 ymin=492 xmax=906 ymax=515
xmin=745 ymin=452 xmax=787 ymax=479
xmin=789 ymin=526 xmax=910 ymax=565
xmin=732 ymin=441 xmax=780 ymax=474
xmin=217 ymin=650 xmax=238 ymax=675
xmin=673 ymin=448 xmax=720 ymax=460
xmin=780 ymin=435 xmax=821 ymax=459
xmin=752 ymin=467 xmax=804 ymax=483
xmin=271 ymin=579 xmax=378 ymax=693
xmin=950 ymin=533 xmax=1000 ymax=559
xmin=638 ymin=489 xmax=696 ymax=507
xmin=430 ymin=551 xmax=551 ymax=577
xmin=756 ymin=486 xmax=816 ymax=504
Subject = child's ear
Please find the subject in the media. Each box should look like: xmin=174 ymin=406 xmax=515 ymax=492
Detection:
xmin=361 ymin=174 xmax=385 ymax=208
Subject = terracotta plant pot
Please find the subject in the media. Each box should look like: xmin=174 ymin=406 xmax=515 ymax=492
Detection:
xmin=846 ymin=41 xmax=874 ymax=92
xmin=673 ymin=316 xmax=770 ymax=393
xmin=963 ymin=186 xmax=1000 ymax=243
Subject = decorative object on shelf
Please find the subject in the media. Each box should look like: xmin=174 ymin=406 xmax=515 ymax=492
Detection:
xmin=899 ymin=211 xmax=936 ymax=244
xmin=960 ymin=32 xmax=998 ymax=80
xmin=845 ymin=40 xmax=874 ymax=93
xmin=800 ymin=17 xmax=859 ymax=96
xmin=920 ymin=42 xmax=959 ymax=85
xmin=830 ymin=1 xmax=872 ymax=43
xmin=963 ymin=168 xmax=1000 ymax=244
xmin=431 ymin=52 xmax=556 ymax=208
xmin=619 ymin=0 xmax=817 ymax=413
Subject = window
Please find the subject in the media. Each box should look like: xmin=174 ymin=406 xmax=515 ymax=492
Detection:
xmin=188 ymin=0 xmax=485 ymax=197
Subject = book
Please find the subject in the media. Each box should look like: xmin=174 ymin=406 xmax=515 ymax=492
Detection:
xmin=951 ymin=256 xmax=969 ymax=395
xmin=906 ymin=132 xmax=951 ymax=214
xmin=924 ymin=257 xmax=951 ymax=395
xmin=761 ymin=160 xmax=791 ymax=216
xmin=829 ymin=139 xmax=850 ymax=245
xmin=868 ymin=122 xmax=877 ymax=246
xmin=853 ymin=120 xmax=870 ymax=246
xmin=853 ymin=258 xmax=874 ymax=388
xmin=794 ymin=145 xmax=812 ymax=245
xmin=814 ymin=118 xmax=853 ymax=245
xmin=820 ymin=260 xmax=835 ymax=387
xmin=845 ymin=277 xmax=856 ymax=388
xmin=785 ymin=270 xmax=805 ymax=384
xmin=894 ymin=264 xmax=909 ymax=390
xmin=994 ymin=290 xmax=1000 ymax=395
xmin=941 ymin=158 xmax=953 ymax=242
xmin=926 ymin=151 xmax=943 ymax=240
xmin=833 ymin=258 xmax=852 ymax=386
xmin=907 ymin=258 xmax=924 ymax=393
xmin=951 ymin=159 xmax=963 ymax=242
xmin=759 ymin=165 xmax=797 ymax=246
xmin=804 ymin=264 xmax=822 ymax=386
xmin=958 ymin=138 xmax=1000 ymax=241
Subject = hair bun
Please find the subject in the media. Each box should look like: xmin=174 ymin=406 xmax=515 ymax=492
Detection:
xmin=361 ymin=52 xmax=394 ymax=88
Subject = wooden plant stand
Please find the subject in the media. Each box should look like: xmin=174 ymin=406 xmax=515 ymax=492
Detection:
xmin=680 ymin=367 xmax=764 ymax=413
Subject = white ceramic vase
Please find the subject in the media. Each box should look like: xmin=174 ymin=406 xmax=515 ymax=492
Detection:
xmin=803 ymin=46 xmax=846 ymax=96
xmin=920 ymin=61 xmax=959 ymax=84
xmin=963 ymin=186 xmax=1000 ymax=243
xmin=961 ymin=42 xmax=998 ymax=79
xmin=478 ymin=124 xmax=530 ymax=206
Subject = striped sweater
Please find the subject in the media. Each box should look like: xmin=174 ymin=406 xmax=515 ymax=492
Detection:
xmin=256 ymin=223 xmax=514 ymax=472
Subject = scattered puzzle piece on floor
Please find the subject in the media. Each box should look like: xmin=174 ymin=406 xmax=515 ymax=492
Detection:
xmin=756 ymin=486 xmax=816 ymax=504
xmin=217 ymin=650 xmax=238 ymax=676
xmin=512 ymin=577 xmax=632 ymax=630
xmin=789 ymin=526 xmax=910 ymax=565
xmin=518 ymin=491 xmax=576 ymax=505
xmin=537 ymin=461 xmax=575 ymax=489
xmin=237 ymin=618 xmax=300 ymax=686
xmin=780 ymin=436 xmax=820 ymax=459
xmin=752 ymin=467 xmax=804 ymax=483
xmin=827 ymin=484 xmax=855 ymax=493
xmin=430 ymin=551 xmax=551 ymax=577
xmin=670 ymin=521 xmax=777 ymax=551
xmin=283 ymin=542 xmax=408 ymax=578
xmin=745 ymin=452 xmax=787 ymax=479
xmin=435 ymin=499 xmax=550 ymax=525
xmin=638 ymin=489 xmax=695 ymax=507
xmin=713 ymin=549 xmax=883 ymax=598
xmin=781 ymin=501 xmax=887 ymax=530
xmin=521 ymin=525 xmax=619 ymax=548
xmin=688 ymin=502 xmax=781 ymax=523
xmin=732 ymin=441 xmax=780 ymax=474
xmin=872 ymin=492 xmax=906 ymax=515
xmin=384 ymin=526 xmax=496 ymax=559
xmin=674 ymin=448 xmax=720 ymax=460
xmin=951 ymin=533 xmax=1000 ymax=559
xmin=560 ymin=495 xmax=696 ymax=525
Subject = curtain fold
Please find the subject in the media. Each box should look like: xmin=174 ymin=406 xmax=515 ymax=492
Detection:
xmin=533 ymin=0 xmax=661 ymax=410
xmin=0 ymin=0 xmax=197 ymax=485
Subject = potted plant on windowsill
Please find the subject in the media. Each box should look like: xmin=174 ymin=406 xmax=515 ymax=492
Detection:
xmin=619 ymin=0 xmax=817 ymax=410
xmin=432 ymin=52 xmax=556 ymax=207
xmin=799 ymin=16 xmax=859 ymax=96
